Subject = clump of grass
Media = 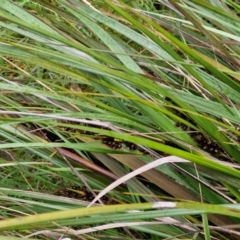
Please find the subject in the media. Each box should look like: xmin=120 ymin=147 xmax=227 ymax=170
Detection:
xmin=0 ymin=0 xmax=240 ymax=239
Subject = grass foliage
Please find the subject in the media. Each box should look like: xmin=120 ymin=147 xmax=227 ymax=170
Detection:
xmin=0 ymin=0 xmax=240 ymax=239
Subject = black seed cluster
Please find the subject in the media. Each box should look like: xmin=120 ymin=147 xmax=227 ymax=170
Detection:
xmin=101 ymin=137 xmax=149 ymax=153
xmin=165 ymin=97 xmax=227 ymax=156
xmin=60 ymin=120 xmax=95 ymax=135
xmin=124 ymin=141 xmax=138 ymax=151
xmin=102 ymin=137 xmax=122 ymax=149
xmin=22 ymin=121 xmax=146 ymax=153
xmin=193 ymin=133 xmax=223 ymax=154
xmin=177 ymin=122 xmax=226 ymax=155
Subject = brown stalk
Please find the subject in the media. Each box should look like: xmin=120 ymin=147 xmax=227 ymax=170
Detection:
xmin=20 ymin=124 xmax=119 ymax=182
xmin=55 ymin=147 xmax=119 ymax=181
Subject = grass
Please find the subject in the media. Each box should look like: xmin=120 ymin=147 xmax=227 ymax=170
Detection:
xmin=0 ymin=0 xmax=240 ymax=239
